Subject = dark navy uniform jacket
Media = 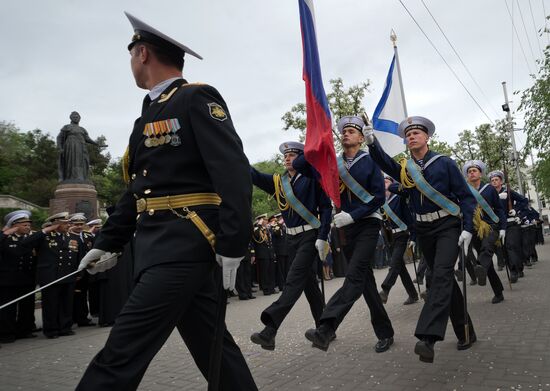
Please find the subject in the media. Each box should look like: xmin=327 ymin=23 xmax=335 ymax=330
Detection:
xmin=525 ymin=206 xmax=540 ymax=223
xmin=250 ymin=167 xmax=331 ymax=241
xmin=252 ymin=224 xmax=275 ymax=260
xmin=472 ymin=182 xmax=507 ymax=231
xmin=92 ymin=79 xmax=252 ymax=277
xmin=496 ymin=185 xmax=528 ymax=220
xmin=293 ymin=150 xmax=385 ymax=221
xmin=0 ymin=232 xmax=36 ymax=286
xmin=384 ymin=190 xmax=416 ymax=241
xmin=368 ymin=138 xmax=476 ymax=233
xmin=21 ymin=231 xmax=82 ymax=285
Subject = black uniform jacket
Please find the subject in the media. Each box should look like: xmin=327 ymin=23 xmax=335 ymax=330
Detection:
xmin=21 ymin=231 xmax=81 ymax=285
xmin=0 ymin=231 xmax=37 ymax=286
xmin=94 ymin=79 xmax=252 ymax=277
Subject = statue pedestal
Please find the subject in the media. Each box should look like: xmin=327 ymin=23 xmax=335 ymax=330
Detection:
xmin=49 ymin=183 xmax=99 ymax=219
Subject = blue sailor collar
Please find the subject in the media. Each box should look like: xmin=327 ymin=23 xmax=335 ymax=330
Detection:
xmin=342 ymin=149 xmax=369 ymax=169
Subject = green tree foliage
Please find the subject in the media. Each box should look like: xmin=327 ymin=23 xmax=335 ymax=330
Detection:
xmin=250 ymin=156 xmax=285 ymax=218
xmin=281 ymin=78 xmax=371 ymax=151
xmin=92 ymin=158 xmax=125 ymax=208
xmin=519 ymin=37 xmax=550 ymax=197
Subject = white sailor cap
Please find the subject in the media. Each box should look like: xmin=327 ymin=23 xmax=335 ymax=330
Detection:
xmin=255 ymin=213 xmax=268 ymax=221
xmin=46 ymin=212 xmax=70 ymax=223
xmin=383 ymin=173 xmax=395 ymax=182
xmin=86 ymin=219 xmax=102 ymax=227
xmin=337 ymin=116 xmax=365 ymax=134
xmin=4 ymin=210 xmax=32 ymax=228
xmin=279 ymin=141 xmax=304 ymax=155
xmin=125 ymin=12 xmax=203 ymax=60
xmin=488 ymin=170 xmax=505 ymax=181
xmin=462 ymin=160 xmax=486 ymax=177
xmin=69 ymin=213 xmax=87 ymax=223
xmin=397 ymin=116 xmax=435 ymax=138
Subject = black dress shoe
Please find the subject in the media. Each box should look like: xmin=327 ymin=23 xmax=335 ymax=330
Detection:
xmin=457 ymin=333 xmax=477 ymax=350
xmin=525 ymin=260 xmax=533 ymax=267
xmin=510 ymin=273 xmax=518 ymax=283
xmin=248 ymin=295 xmax=256 ymax=299
xmin=375 ymin=337 xmax=394 ymax=353
xmin=58 ymin=330 xmax=75 ymax=336
xmin=454 ymin=269 xmax=463 ymax=281
xmin=16 ymin=333 xmax=37 ymax=339
xmin=78 ymin=321 xmax=97 ymax=327
xmin=491 ymin=293 xmax=504 ymax=304
xmin=0 ymin=336 xmax=16 ymax=343
xmin=414 ymin=339 xmax=435 ymax=363
xmin=305 ymin=327 xmax=336 ymax=343
xmin=469 ymin=279 xmax=477 ymax=286
xmin=519 ymin=271 xmax=525 ymax=278
xmin=310 ymin=325 xmax=336 ymax=351
xmin=420 ymin=291 xmax=428 ymax=301
xmin=45 ymin=334 xmax=59 ymax=339
xmin=403 ymin=296 xmax=419 ymax=305
xmin=250 ymin=326 xmax=277 ymax=350
xmin=238 ymin=296 xmax=250 ymax=300
xmin=379 ymin=289 xmax=388 ymax=304
xmin=474 ymin=265 xmax=487 ymax=286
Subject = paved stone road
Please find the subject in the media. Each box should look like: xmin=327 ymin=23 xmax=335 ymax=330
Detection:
xmin=1 ymin=240 xmax=550 ymax=390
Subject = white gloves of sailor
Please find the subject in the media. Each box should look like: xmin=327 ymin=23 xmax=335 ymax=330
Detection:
xmin=508 ymin=209 xmax=516 ymax=217
xmin=499 ymin=192 xmax=508 ymax=200
xmin=458 ymin=230 xmax=473 ymax=250
xmin=78 ymin=249 xmax=119 ymax=275
xmin=315 ymin=239 xmax=330 ymax=261
xmin=216 ymin=254 xmax=243 ymax=291
xmin=499 ymin=230 xmax=506 ymax=243
xmin=362 ymin=124 xmax=375 ymax=145
xmin=408 ymin=240 xmax=416 ymax=252
xmin=333 ymin=211 xmax=354 ymax=228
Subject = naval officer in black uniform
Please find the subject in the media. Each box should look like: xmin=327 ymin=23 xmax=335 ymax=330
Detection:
xmin=21 ymin=212 xmax=80 ymax=338
xmin=249 ymin=141 xmax=331 ymax=350
xmin=0 ymin=210 xmax=37 ymax=342
xmin=76 ymin=12 xmax=256 ymax=390
xmin=365 ymin=116 xmax=477 ymax=363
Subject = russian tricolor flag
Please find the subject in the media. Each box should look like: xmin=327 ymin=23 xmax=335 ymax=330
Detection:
xmin=298 ymin=0 xmax=340 ymax=207
xmin=372 ymin=55 xmax=407 ymax=157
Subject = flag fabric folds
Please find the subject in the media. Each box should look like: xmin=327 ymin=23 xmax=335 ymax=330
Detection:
xmin=298 ymin=0 xmax=341 ymax=208
xmin=372 ymin=55 xmax=407 ymax=157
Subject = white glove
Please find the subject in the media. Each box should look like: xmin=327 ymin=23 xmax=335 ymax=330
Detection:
xmin=315 ymin=239 xmax=329 ymax=261
xmin=333 ymin=211 xmax=354 ymax=228
xmin=215 ymin=254 xmax=243 ymax=290
xmin=508 ymin=209 xmax=516 ymax=217
xmin=499 ymin=229 xmax=506 ymax=243
xmin=79 ymin=249 xmax=119 ymax=275
xmin=362 ymin=124 xmax=375 ymax=145
xmin=499 ymin=192 xmax=508 ymax=200
xmin=458 ymin=230 xmax=473 ymax=250
xmin=408 ymin=240 xmax=416 ymax=252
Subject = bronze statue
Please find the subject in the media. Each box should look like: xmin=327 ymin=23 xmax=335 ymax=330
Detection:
xmin=56 ymin=111 xmax=104 ymax=183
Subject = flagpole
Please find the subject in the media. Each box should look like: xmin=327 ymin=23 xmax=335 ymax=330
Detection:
xmin=390 ymin=29 xmax=408 ymax=117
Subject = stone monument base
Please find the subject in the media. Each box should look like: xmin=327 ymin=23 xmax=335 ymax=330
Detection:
xmin=49 ymin=183 xmax=98 ymax=219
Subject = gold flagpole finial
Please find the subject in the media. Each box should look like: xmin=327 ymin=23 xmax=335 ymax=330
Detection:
xmin=390 ymin=29 xmax=397 ymax=47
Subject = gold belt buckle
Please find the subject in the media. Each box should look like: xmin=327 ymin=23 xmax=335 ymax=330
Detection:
xmin=136 ymin=198 xmax=147 ymax=212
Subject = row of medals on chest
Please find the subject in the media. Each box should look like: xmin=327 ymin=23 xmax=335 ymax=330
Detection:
xmin=143 ymin=123 xmax=181 ymax=147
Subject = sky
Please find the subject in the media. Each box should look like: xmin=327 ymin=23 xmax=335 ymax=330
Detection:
xmin=1 ymin=0 xmax=548 ymax=164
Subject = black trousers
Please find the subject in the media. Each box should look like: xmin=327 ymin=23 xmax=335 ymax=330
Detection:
xmin=414 ymin=216 xmax=474 ymax=341
xmin=261 ymin=230 xmax=324 ymax=330
xmin=76 ymin=262 xmax=256 ymax=391
xmin=235 ymin=258 xmax=253 ymax=298
xmin=470 ymin=229 xmax=503 ymax=296
xmin=41 ymin=282 xmax=75 ymax=336
xmin=528 ymin=226 xmax=539 ymax=261
xmin=73 ymin=272 xmax=91 ymax=325
xmin=0 ymin=285 xmax=35 ymax=339
xmin=274 ymin=256 xmax=286 ymax=291
xmin=258 ymin=257 xmax=275 ymax=293
xmin=457 ymin=249 xmax=476 ymax=281
xmin=320 ymin=219 xmax=394 ymax=339
xmin=505 ymin=224 xmax=524 ymax=273
xmin=381 ymin=232 xmax=418 ymax=298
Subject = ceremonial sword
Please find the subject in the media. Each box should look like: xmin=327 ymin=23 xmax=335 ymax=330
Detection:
xmin=0 ymin=254 xmax=119 ymax=311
